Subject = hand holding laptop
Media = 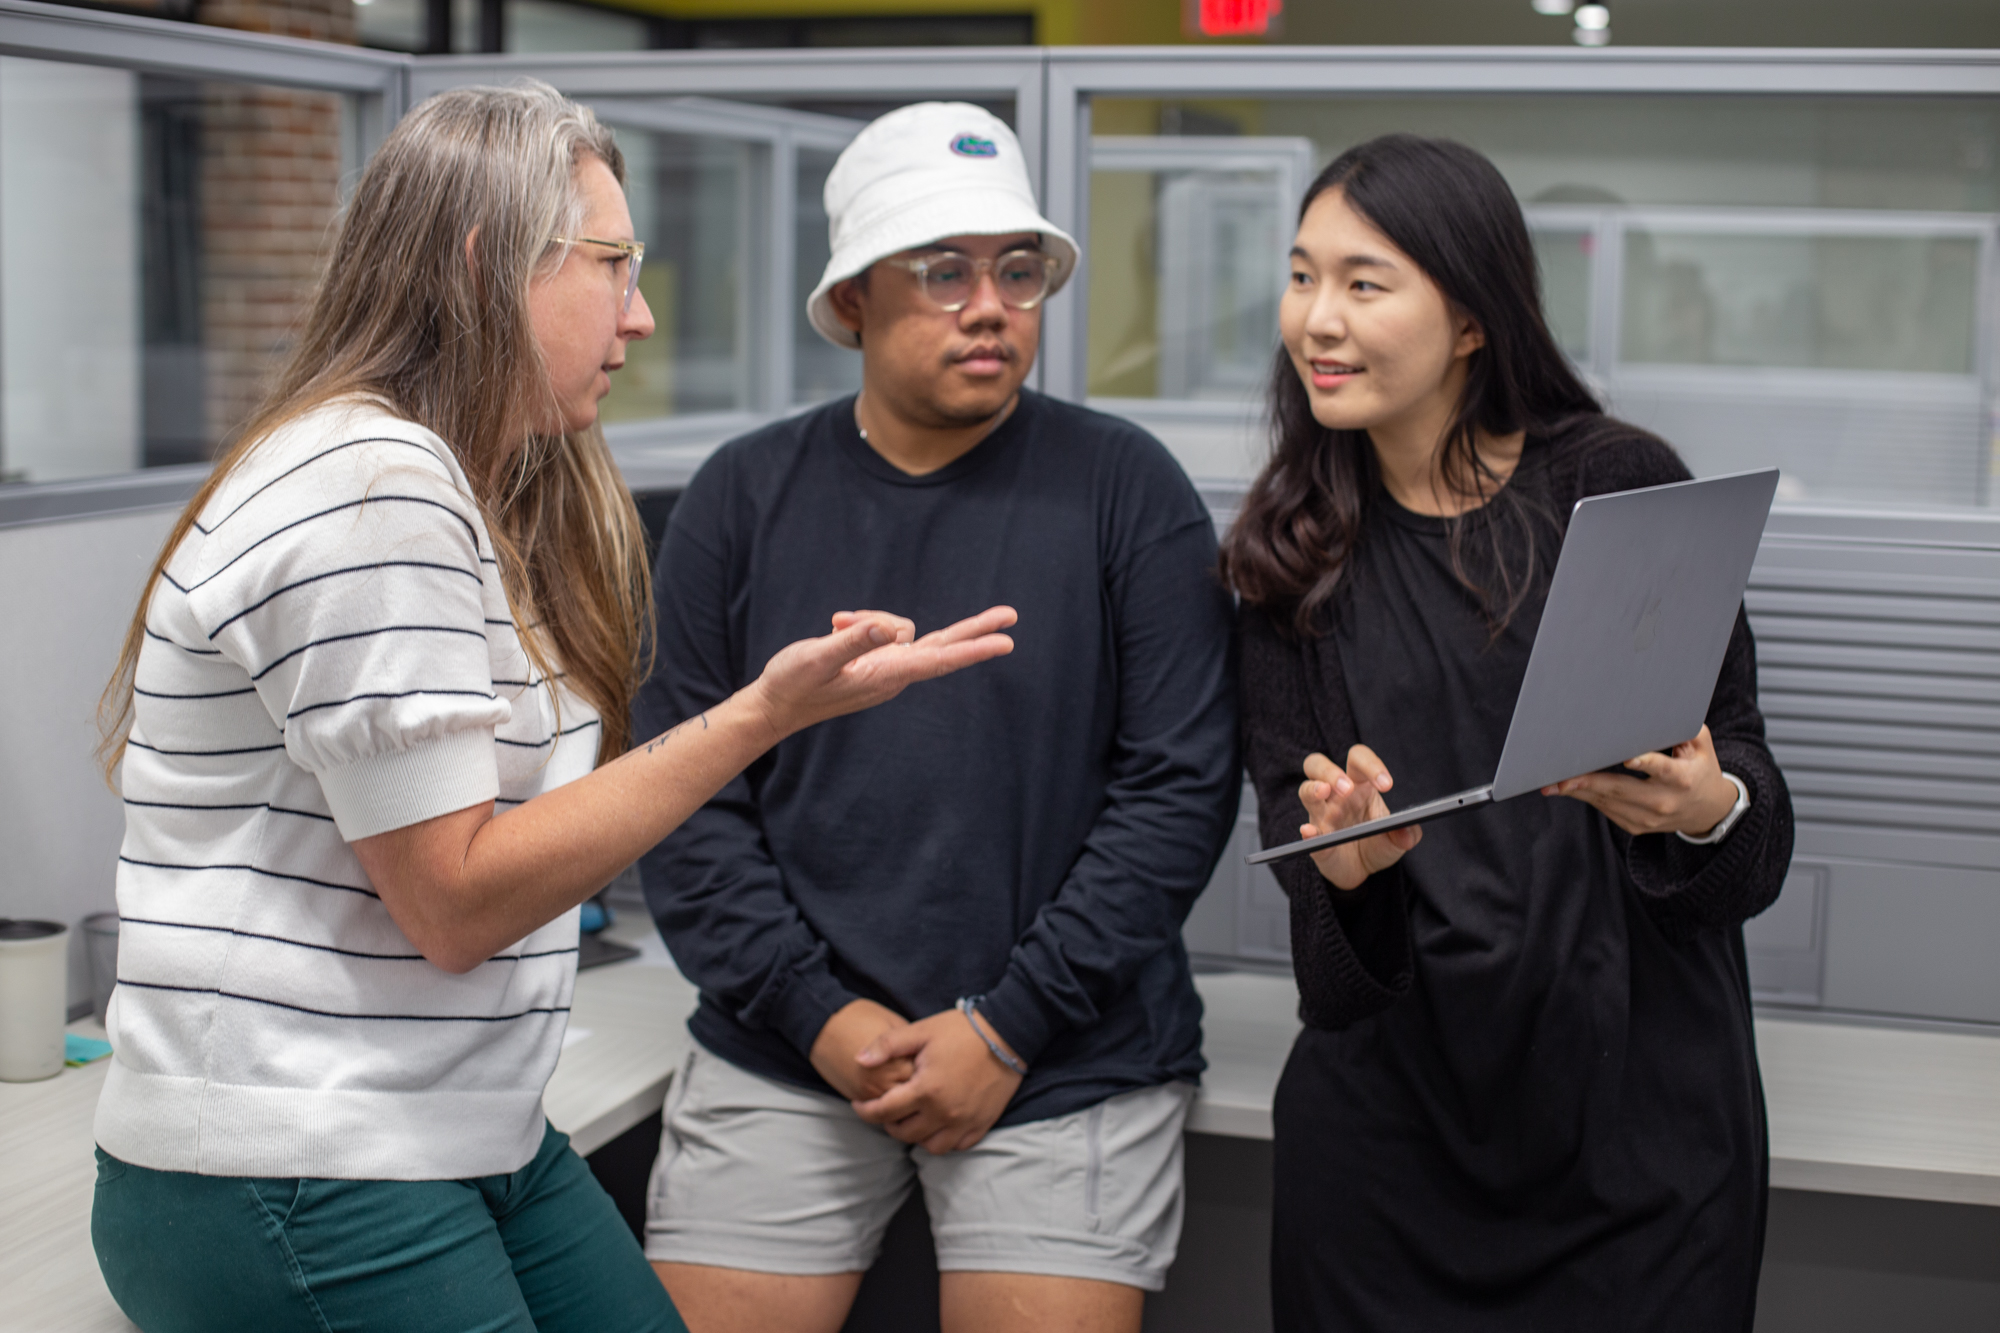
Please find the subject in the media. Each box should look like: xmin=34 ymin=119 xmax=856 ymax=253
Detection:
xmin=1290 ymin=725 xmax=1731 ymax=888
xmin=1295 ymin=745 xmax=1423 ymax=890
xmin=1540 ymin=723 xmax=1740 ymax=838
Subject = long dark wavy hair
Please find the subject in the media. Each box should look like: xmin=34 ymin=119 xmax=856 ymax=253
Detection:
xmin=1219 ymin=134 xmax=1604 ymax=637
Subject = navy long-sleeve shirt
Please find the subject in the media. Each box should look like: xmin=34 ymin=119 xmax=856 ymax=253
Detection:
xmin=635 ymin=390 xmax=1240 ymax=1126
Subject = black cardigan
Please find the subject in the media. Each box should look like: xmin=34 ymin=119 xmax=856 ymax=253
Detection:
xmin=1239 ymin=424 xmax=1797 ymax=1032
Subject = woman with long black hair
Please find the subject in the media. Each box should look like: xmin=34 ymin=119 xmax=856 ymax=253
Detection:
xmin=1222 ymin=134 xmax=1794 ymax=1330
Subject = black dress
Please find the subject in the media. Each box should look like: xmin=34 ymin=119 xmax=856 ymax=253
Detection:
xmin=1239 ymin=424 xmax=1795 ymax=1332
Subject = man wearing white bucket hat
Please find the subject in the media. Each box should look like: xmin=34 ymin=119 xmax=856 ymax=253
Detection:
xmin=635 ymin=102 xmax=1238 ymax=1332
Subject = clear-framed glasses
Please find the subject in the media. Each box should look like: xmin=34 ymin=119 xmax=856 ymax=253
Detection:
xmin=552 ymin=235 xmax=646 ymax=312
xmin=879 ymin=248 xmax=1056 ymax=312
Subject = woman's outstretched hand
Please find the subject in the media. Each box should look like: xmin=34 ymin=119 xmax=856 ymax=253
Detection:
xmin=352 ymin=606 xmax=1012 ymax=974
xmin=746 ymin=606 xmax=1017 ymax=742
xmin=1542 ymin=724 xmax=1739 ymax=838
xmin=1297 ymin=745 xmax=1422 ymax=891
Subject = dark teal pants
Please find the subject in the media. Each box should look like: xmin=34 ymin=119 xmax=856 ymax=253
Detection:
xmin=92 ymin=1121 xmax=687 ymax=1333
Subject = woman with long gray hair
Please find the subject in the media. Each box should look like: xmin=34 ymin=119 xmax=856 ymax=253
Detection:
xmin=88 ymin=81 xmax=1014 ymax=1331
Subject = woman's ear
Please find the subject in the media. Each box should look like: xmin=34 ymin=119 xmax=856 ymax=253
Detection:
xmin=1454 ymin=310 xmax=1486 ymax=359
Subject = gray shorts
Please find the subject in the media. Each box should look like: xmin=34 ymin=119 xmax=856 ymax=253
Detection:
xmin=642 ymin=1042 xmax=1194 ymax=1291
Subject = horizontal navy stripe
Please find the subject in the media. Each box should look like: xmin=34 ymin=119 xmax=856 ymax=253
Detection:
xmin=189 ymin=496 xmax=481 ymax=594
xmin=495 ymin=717 xmax=600 ymax=749
xmin=134 ymin=685 xmax=257 ymax=701
xmin=145 ymin=625 xmax=222 ymax=656
xmin=126 ymin=738 xmax=285 ymax=757
xmin=116 ymin=978 xmax=569 ymax=1023
xmin=493 ymin=673 xmax=564 ymax=688
xmin=206 ymin=560 xmax=483 ymax=639
xmin=286 ymin=688 xmax=497 ymax=721
xmin=119 ymin=855 xmax=376 ymax=899
xmin=122 ymin=916 xmax=581 ymax=964
xmin=251 ymin=625 xmax=487 ymax=682
xmin=123 ymin=798 xmax=335 ymax=823
xmin=196 ymin=437 xmax=451 ymax=537
xmin=123 ymin=917 xmax=425 ymax=960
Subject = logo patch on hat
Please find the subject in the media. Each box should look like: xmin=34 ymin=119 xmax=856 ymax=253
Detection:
xmin=949 ymin=133 xmax=999 ymax=158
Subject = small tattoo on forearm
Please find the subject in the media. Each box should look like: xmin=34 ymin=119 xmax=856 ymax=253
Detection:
xmin=644 ymin=711 xmax=709 ymax=755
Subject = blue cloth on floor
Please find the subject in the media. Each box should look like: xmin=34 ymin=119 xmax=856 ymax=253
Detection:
xmin=66 ymin=1034 xmax=112 ymax=1066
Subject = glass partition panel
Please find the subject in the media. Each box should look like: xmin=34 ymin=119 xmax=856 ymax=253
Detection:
xmin=1530 ymin=226 xmax=1593 ymax=363
xmin=1087 ymin=136 xmax=1311 ymax=406
xmin=356 ymin=0 xmax=429 ymax=52
xmin=0 ymin=56 xmax=360 ymax=486
xmin=794 ymin=144 xmax=863 ymax=406
xmin=1620 ymin=229 xmax=1978 ymax=375
xmin=597 ymin=123 xmax=755 ymax=423
xmin=1086 ymin=94 xmax=2000 ymax=507
xmin=505 ymin=0 xmax=649 ymax=54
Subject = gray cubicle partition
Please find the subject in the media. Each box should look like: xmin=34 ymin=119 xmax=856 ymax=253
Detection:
xmin=1751 ymin=508 xmax=2000 ymax=1023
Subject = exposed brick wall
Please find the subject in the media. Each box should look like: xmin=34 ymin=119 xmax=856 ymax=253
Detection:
xmin=199 ymin=0 xmax=355 ymax=45
xmin=195 ymin=0 xmax=352 ymax=447
xmin=196 ymin=84 xmax=346 ymax=447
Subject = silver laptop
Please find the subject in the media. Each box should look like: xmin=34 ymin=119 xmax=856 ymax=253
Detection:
xmin=1247 ymin=468 xmax=1780 ymax=867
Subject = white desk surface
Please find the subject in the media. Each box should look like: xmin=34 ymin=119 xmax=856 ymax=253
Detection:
xmin=6 ymin=944 xmax=1998 ymax=1331
xmin=1187 ymin=971 xmax=2000 ymax=1209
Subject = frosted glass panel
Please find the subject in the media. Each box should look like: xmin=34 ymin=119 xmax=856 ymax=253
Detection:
xmin=1531 ymin=228 xmax=1593 ymax=362
xmin=599 ymin=127 xmax=751 ymax=422
xmin=0 ymin=58 xmax=139 ymax=485
xmin=1087 ymin=169 xmax=1162 ymax=399
xmin=1621 ymin=231 xmax=1979 ymax=374
xmin=1088 ymin=95 xmax=1999 ymax=508
xmin=355 ymin=0 xmax=426 ymax=51
xmin=505 ymin=0 xmax=647 ymax=53
xmin=1089 ymin=166 xmax=1290 ymax=402
xmin=794 ymin=146 xmax=860 ymax=406
xmin=1158 ymin=171 xmax=1287 ymax=400
xmin=0 ymin=60 xmax=357 ymax=485
xmin=1086 ymin=137 xmax=1310 ymax=403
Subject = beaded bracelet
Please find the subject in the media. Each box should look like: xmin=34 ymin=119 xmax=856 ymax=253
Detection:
xmin=956 ymin=996 xmax=1028 ymax=1077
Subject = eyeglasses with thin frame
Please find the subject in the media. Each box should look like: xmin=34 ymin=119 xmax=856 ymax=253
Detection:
xmin=878 ymin=248 xmax=1056 ymax=313
xmin=551 ymin=236 xmax=646 ymax=312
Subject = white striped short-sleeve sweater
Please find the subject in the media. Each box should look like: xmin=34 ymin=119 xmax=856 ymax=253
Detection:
xmin=94 ymin=399 xmax=601 ymax=1182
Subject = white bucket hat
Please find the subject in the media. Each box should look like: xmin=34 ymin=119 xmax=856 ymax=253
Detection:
xmin=806 ymin=101 xmax=1079 ymax=350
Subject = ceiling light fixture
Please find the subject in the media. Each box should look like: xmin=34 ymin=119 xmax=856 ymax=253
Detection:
xmin=1532 ymin=0 xmax=1575 ymax=14
xmin=1573 ymin=3 xmax=1610 ymax=43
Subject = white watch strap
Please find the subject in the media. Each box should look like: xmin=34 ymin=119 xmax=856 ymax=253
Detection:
xmin=1678 ymin=771 xmax=1750 ymax=846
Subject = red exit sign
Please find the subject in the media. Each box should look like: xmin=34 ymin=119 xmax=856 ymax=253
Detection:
xmin=1193 ymin=0 xmax=1281 ymax=37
